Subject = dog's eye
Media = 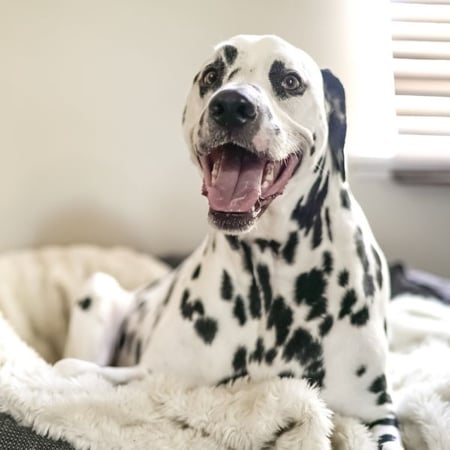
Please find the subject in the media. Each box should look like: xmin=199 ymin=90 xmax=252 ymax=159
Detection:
xmin=202 ymin=69 xmax=218 ymax=86
xmin=281 ymin=73 xmax=302 ymax=91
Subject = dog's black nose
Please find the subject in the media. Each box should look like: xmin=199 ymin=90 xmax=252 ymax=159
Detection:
xmin=209 ymin=90 xmax=257 ymax=128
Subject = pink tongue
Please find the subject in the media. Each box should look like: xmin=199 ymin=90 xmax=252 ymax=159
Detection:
xmin=207 ymin=151 xmax=266 ymax=213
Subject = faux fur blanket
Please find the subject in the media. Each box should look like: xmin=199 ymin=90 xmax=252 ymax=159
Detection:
xmin=0 ymin=246 xmax=449 ymax=450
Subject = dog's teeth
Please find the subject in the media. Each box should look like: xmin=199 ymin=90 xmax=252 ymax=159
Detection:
xmin=211 ymin=161 xmax=220 ymax=183
xmin=262 ymin=162 xmax=275 ymax=188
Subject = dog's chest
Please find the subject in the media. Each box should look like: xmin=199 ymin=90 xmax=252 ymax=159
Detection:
xmin=114 ymin=215 xmax=383 ymax=388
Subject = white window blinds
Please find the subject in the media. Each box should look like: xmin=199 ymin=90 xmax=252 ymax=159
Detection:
xmin=391 ymin=0 xmax=450 ymax=178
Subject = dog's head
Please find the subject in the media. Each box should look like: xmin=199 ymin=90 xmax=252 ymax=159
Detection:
xmin=182 ymin=35 xmax=346 ymax=234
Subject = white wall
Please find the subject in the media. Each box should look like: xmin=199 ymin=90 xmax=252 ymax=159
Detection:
xmin=1 ymin=0 xmax=449 ymax=276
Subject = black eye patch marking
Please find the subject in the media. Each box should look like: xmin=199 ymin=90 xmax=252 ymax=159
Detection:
xmin=199 ymin=57 xmax=225 ymax=98
xmin=269 ymin=60 xmax=306 ymax=100
xmin=223 ymin=45 xmax=238 ymax=66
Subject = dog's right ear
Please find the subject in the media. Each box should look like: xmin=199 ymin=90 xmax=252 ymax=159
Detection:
xmin=321 ymin=69 xmax=347 ymax=181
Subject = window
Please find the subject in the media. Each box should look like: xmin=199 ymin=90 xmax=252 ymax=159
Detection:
xmin=391 ymin=0 xmax=450 ymax=182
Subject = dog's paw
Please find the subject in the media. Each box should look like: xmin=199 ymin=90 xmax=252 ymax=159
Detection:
xmin=53 ymin=358 xmax=97 ymax=378
xmin=54 ymin=358 xmax=148 ymax=385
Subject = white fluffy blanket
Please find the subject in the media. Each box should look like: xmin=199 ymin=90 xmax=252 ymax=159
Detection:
xmin=0 ymin=246 xmax=449 ymax=450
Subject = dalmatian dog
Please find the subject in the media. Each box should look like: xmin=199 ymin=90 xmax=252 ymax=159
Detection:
xmin=56 ymin=35 xmax=403 ymax=449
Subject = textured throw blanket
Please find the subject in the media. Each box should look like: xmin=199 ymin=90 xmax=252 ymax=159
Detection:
xmin=0 ymin=246 xmax=449 ymax=450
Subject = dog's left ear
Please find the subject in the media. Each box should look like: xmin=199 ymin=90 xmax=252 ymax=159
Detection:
xmin=321 ymin=69 xmax=347 ymax=181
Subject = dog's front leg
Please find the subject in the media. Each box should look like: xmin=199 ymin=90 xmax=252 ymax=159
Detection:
xmin=365 ymin=407 xmax=403 ymax=450
xmin=63 ymin=272 xmax=133 ymax=366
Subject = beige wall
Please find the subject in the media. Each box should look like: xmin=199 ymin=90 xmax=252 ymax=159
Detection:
xmin=1 ymin=1 xmax=448 ymax=276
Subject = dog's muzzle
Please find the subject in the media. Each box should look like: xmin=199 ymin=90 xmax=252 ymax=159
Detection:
xmin=197 ymin=88 xmax=302 ymax=233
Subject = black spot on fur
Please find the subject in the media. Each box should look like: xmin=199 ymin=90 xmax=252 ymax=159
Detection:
xmin=377 ymin=392 xmax=393 ymax=405
xmin=351 ymin=306 xmax=370 ymax=326
xmin=322 ymin=251 xmax=333 ymax=274
xmin=378 ymin=434 xmax=396 ymax=447
xmin=339 ymin=289 xmax=357 ymax=319
xmin=182 ymin=106 xmax=186 ymax=124
xmin=338 ymin=269 xmax=349 ymax=287
xmin=372 ymin=246 xmax=384 ymax=289
xmin=307 ymin=297 xmax=327 ymax=321
xmin=249 ymin=277 xmax=261 ymax=319
xmin=269 ymin=60 xmax=306 ymax=99
xmin=283 ymin=327 xmax=323 ymax=368
xmin=265 ymin=348 xmax=278 ymax=364
xmin=355 ymin=227 xmax=375 ymax=297
xmin=368 ymin=417 xmax=398 ymax=429
xmin=193 ymin=72 xmax=200 ymax=84
xmin=291 ymin=172 xmax=329 ymax=249
xmin=221 ymin=270 xmax=234 ymax=301
xmin=356 ymin=365 xmax=367 ymax=377
xmin=137 ymin=298 xmax=147 ymax=310
xmin=310 ymin=145 xmax=316 ymax=156
xmin=225 ymin=234 xmax=240 ymax=250
xmin=303 ymin=358 xmax=326 ymax=388
xmin=241 ymin=241 xmax=253 ymax=274
xmin=312 ymin=215 xmax=323 ymax=249
xmin=255 ymin=239 xmax=280 ymax=254
xmin=319 ymin=314 xmax=333 ymax=337
xmin=227 ymin=67 xmax=240 ymax=81
xmin=181 ymin=288 xmax=191 ymax=312
xmin=199 ymin=57 xmax=226 ymax=97
xmin=181 ymin=290 xmax=205 ymax=320
xmin=233 ymin=346 xmax=247 ymax=373
xmin=278 ymin=370 xmax=295 ymax=378
xmin=223 ymin=45 xmax=238 ymax=66
xmin=267 ymin=296 xmax=293 ymax=346
xmin=233 ymin=295 xmax=247 ymax=326
xmin=216 ymin=372 xmax=248 ymax=386
xmin=191 ymin=264 xmax=201 ymax=280
xmin=369 ymin=375 xmax=387 ymax=393
xmin=250 ymin=338 xmax=265 ymax=363
xmin=321 ymin=69 xmax=347 ymax=181
xmin=282 ymin=232 xmax=298 ymax=264
xmin=314 ymin=156 xmax=325 ymax=174
xmin=295 ymin=268 xmax=327 ymax=309
xmin=257 ymin=264 xmax=272 ymax=311
xmin=194 ymin=317 xmax=218 ymax=344
xmin=180 ymin=296 xmax=205 ymax=320
xmin=325 ymin=208 xmax=333 ymax=241
xmin=363 ymin=273 xmax=375 ymax=298
xmin=340 ymin=189 xmax=351 ymax=209
xmin=78 ymin=297 xmax=92 ymax=310
xmin=163 ymin=277 xmax=177 ymax=305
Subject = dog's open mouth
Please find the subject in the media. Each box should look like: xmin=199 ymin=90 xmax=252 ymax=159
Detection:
xmin=199 ymin=144 xmax=301 ymax=232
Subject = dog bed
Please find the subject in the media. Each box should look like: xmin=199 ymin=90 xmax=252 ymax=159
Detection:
xmin=0 ymin=246 xmax=449 ymax=449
